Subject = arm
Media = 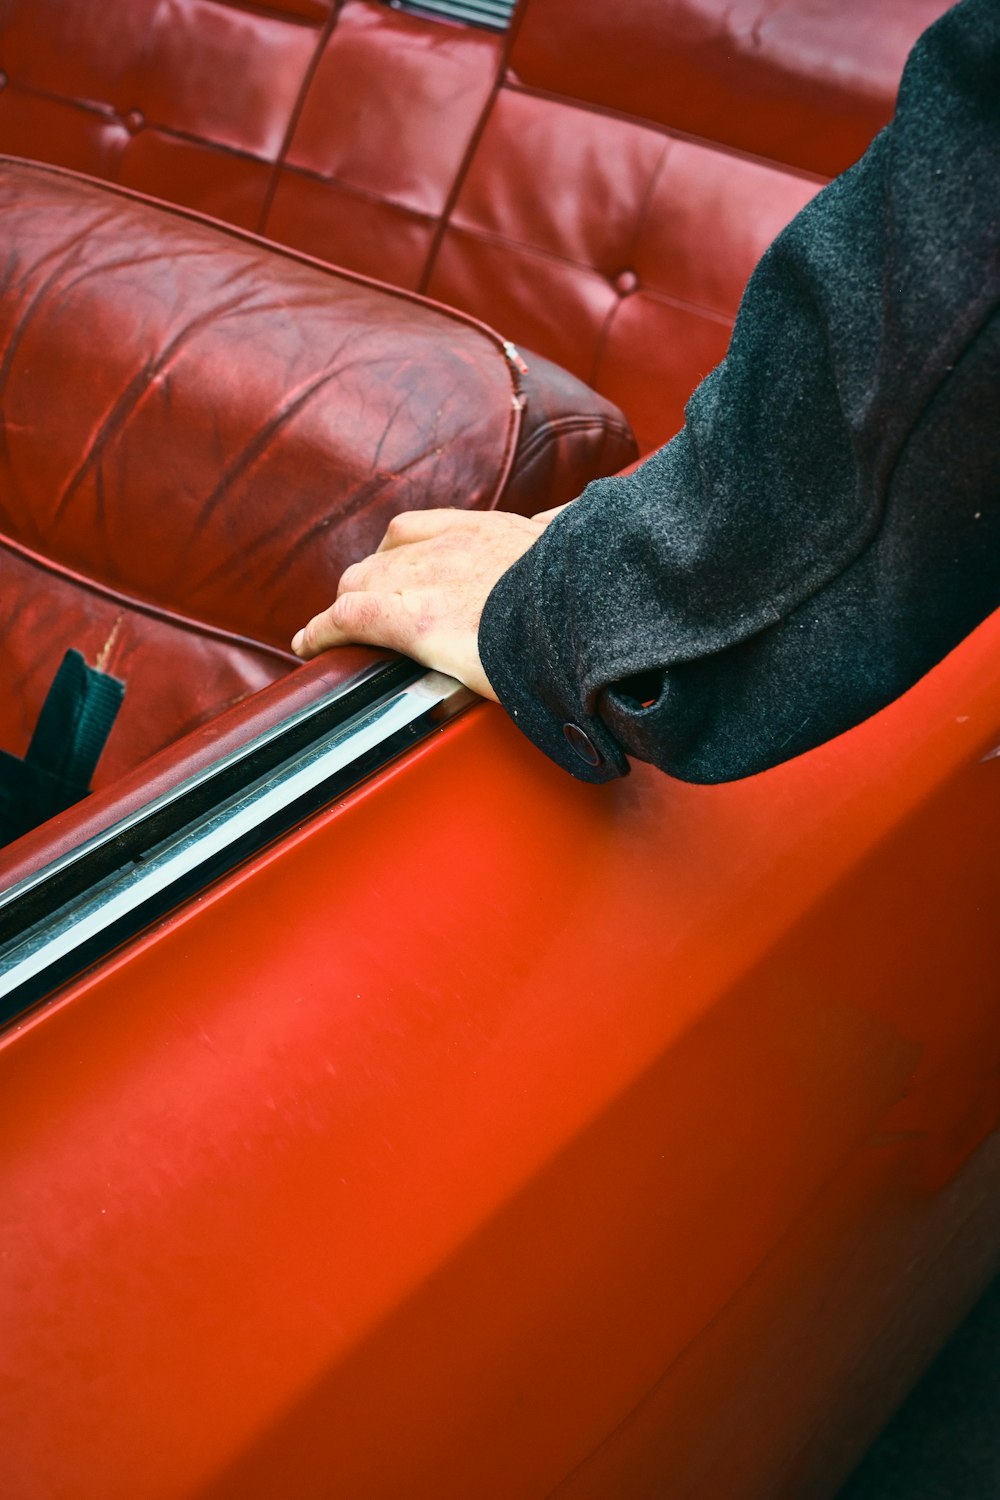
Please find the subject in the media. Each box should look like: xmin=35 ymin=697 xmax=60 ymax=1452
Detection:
xmin=295 ymin=0 xmax=1000 ymax=783
xmin=479 ymin=0 xmax=1000 ymax=782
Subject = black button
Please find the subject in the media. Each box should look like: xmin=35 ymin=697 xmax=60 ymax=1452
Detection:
xmin=563 ymin=722 xmax=602 ymax=767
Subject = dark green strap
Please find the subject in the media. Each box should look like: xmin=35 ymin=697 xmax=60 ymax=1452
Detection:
xmin=0 ymin=650 xmax=125 ymax=846
xmin=26 ymin=648 xmax=125 ymax=793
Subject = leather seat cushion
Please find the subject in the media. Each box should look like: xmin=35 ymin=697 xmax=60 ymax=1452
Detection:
xmin=0 ymin=158 xmax=634 ymax=785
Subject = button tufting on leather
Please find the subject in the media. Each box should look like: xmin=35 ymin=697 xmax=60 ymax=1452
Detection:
xmin=613 ymin=269 xmax=638 ymax=297
xmin=123 ymin=109 xmax=145 ymax=134
xmin=0 ymin=72 xmax=8 ymax=91
xmin=563 ymin=722 xmax=603 ymax=767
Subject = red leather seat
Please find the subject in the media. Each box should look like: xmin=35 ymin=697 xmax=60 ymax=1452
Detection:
xmin=0 ymin=0 xmax=952 ymax=451
xmin=0 ymin=0 xmax=955 ymax=849
xmin=0 ymin=158 xmax=633 ymax=795
xmin=426 ymin=0 xmax=952 ymax=450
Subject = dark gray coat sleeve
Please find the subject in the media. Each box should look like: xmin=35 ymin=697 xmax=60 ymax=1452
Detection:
xmin=477 ymin=0 xmax=1000 ymax=784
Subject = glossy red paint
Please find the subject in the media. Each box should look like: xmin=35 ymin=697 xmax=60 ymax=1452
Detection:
xmin=3 ymin=608 xmax=998 ymax=1499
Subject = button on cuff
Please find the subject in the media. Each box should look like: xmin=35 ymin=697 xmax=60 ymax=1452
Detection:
xmin=562 ymin=721 xmax=603 ymax=767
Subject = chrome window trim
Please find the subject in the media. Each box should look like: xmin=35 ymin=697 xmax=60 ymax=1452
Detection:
xmin=386 ymin=0 xmax=516 ymax=32
xmin=0 ymin=660 xmax=400 ymax=921
xmin=0 ymin=669 xmax=473 ymax=1021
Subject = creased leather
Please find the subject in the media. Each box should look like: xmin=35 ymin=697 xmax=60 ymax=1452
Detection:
xmin=0 ymin=158 xmax=633 ymax=807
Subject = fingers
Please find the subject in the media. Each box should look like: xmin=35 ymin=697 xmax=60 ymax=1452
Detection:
xmin=375 ymin=507 xmax=475 ymax=552
xmin=291 ymin=507 xmax=546 ymax=678
xmin=292 ymin=587 xmax=496 ymax=700
xmin=293 ymin=527 xmax=458 ymax=658
xmin=290 ymin=604 xmax=348 ymax=659
xmin=292 ymin=591 xmax=413 ymax=659
xmin=336 ymin=538 xmax=435 ymax=598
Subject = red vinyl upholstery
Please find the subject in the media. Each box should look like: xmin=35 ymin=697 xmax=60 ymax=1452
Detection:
xmin=0 ymin=0 xmax=951 ymax=452
xmin=425 ymin=77 xmax=819 ymax=452
xmin=267 ymin=2 xmax=505 ymax=289
xmin=0 ymin=159 xmax=633 ymax=791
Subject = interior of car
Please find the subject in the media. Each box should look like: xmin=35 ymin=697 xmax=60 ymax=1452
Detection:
xmin=0 ymin=0 xmax=949 ymax=884
xmin=2 ymin=5 xmax=996 ymax=1500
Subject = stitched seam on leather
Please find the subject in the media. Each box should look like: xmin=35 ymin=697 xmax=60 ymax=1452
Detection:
xmin=263 ymin=159 xmax=438 ymax=219
xmin=438 ymin=222 xmax=738 ymax=327
xmin=503 ymin=80 xmax=830 ymax=185
xmin=257 ymin=0 xmax=346 ymax=233
xmin=625 ymin=284 xmax=734 ymax=328
xmin=588 ymin=136 xmax=672 ymax=389
xmin=442 ymin=218 xmax=635 ymax=277
xmin=125 ymin=121 xmax=277 ymax=166
xmin=515 ymin=413 xmax=632 ymax=466
xmin=418 ymin=17 xmax=515 ymax=293
xmin=0 ymin=82 xmax=121 ymax=123
xmin=0 ymin=531 xmax=295 ymax=663
xmin=1 ymin=76 xmax=321 ymax=174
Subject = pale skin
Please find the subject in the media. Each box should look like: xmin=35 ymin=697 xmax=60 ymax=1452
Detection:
xmin=291 ymin=504 xmax=568 ymax=694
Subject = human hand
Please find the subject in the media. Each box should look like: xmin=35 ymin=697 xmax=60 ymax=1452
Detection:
xmin=290 ymin=507 xmax=555 ymax=699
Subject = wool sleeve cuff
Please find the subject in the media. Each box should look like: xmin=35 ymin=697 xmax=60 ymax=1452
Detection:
xmin=478 ymin=528 xmax=630 ymax=784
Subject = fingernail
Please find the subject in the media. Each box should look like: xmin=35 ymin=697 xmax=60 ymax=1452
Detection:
xmin=291 ymin=629 xmax=304 ymax=654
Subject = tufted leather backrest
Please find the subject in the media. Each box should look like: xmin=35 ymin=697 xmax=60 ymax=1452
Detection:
xmin=0 ymin=0 xmax=338 ymax=229
xmin=505 ymin=0 xmax=953 ymax=178
xmin=423 ymin=54 xmax=820 ymax=451
xmin=0 ymin=0 xmax=507 ymax=286
xmin=265 ymin=1 xmax=506 ymax=289
xmin=0 ymin=0 xmax=952 ymax=452
xmin=424 ymin=0 xmax=953 ymax=450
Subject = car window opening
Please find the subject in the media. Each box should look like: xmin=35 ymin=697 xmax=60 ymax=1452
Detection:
xmin=385 ymin=0 xmax=516 ymax=32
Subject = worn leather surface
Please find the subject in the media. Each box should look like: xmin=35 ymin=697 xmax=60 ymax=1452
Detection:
xmin=428 ymin=0 xmax=951 ymax=450
xmin=0 ymin=0 xmax=950 ymax=451
xmin=0 ymin=543 xmax=288 ymax=791
xmin=271 ymin=1 xmax=504 ymax=289
xmin=0 ymin=158 xmax=633 ymax=798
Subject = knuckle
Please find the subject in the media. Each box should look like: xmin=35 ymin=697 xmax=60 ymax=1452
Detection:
xmin=385 ymin=512 xmax=411 ymax=540
xmin=333 ymin=592 xmax=375 ymax=631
